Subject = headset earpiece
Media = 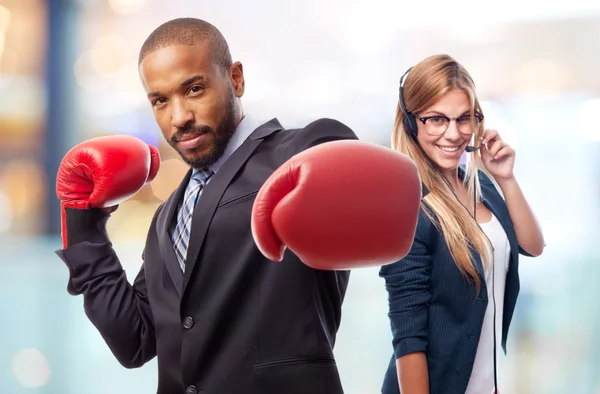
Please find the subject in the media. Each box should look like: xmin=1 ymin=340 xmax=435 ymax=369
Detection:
xmin=404 ymin=112 xmax=418 ymax=139
xmin=398 ymin=67 xmax=418 ymax=138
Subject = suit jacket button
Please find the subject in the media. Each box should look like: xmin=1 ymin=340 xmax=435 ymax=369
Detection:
xmin=183 ymin=316 xmax=194 ymax=330
xmin=185 ymin=385 xmax=198 ymax=394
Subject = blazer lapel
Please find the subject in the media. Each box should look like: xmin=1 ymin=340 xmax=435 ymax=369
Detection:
xmin=181 ymin=119 xmax=283 ymax=294
xmin=156 ymin=170 xmax=192 ymax=298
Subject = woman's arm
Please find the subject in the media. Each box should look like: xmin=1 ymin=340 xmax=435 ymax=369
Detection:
xmin=479 ymin=128 xmax=545 ymax=257
xmin=496 ymin=175 xmax=545 ymax=256
xmin=397 ymin=352 xmax=430 ymax=394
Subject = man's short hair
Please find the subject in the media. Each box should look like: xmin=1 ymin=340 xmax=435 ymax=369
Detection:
xmin=138 ymin=18 xmax=232 ymax=74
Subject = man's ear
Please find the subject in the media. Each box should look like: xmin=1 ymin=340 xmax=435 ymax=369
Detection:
xmin=230 ymin=61 xmax=244 ymax=98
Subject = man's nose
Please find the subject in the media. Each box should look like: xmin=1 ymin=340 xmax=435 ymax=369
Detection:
xmin=171 ymin=100 xmax=194 ymax=129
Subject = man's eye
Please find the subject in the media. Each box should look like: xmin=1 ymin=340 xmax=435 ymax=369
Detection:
xmin=153 ymin=98 xmax=166 ymax=106
xmin=189 ymin=86 xmax=203 ymax=94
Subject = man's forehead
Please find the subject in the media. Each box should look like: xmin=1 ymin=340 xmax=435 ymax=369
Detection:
xmin=141 ymin=43 xmax=213 ymax=69
xmin=139 ymin=44 xmax=215 ymax=82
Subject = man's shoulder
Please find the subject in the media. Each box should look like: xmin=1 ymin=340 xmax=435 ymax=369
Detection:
xmin=148 ymin=200 xmax=168 ymax=225
xmin=295 ymin=117 xmax=356 ymax=137
xmin=277 ymin=117 xmax=358 ymax=155
xmin=268 ymin=117 xmax=354 ymax=136
xmin=151 ymin=179 xmax=185 ymax=221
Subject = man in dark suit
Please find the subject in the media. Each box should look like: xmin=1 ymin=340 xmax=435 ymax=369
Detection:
xmin=54 ymin=16 xmax=424 ymax=394
xmin=55 ymin=18 xmax=358 ymax=394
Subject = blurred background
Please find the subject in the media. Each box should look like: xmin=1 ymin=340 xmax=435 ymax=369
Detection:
xmin=0 ymin=0 xmax=599 ymax=392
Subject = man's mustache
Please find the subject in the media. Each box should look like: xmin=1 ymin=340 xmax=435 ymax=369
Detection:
xmin=172 ymin=125 xmax=214 ymax=143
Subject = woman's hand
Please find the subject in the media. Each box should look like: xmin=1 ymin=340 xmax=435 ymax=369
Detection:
xmin=479 ymin=129 xmax=515 ymax=180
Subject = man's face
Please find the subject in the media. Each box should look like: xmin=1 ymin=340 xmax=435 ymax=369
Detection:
xmin=139 ymin=43 xmax=243 ymax=169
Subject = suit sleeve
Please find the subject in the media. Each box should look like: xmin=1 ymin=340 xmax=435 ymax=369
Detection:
xmin=288 ymin=118 xmax=359 ymax=155
xmin=55 ymin=208 xmax=157 ymax=369
xmin=379 ymin=208 xmax=433 ymax=359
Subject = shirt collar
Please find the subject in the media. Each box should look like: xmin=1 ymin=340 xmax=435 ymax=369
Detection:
xmin=192 ymin=114 xmax=260 ymax=176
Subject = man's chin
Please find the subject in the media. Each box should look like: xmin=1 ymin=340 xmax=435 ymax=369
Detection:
xmin=180 ymin=148 xmax=222 ymax=170
xmin=173 ymin=127 xmax=232 ymax=170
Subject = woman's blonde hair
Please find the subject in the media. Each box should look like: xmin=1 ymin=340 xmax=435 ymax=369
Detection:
xmin=392 ymin=54 xmax=490 ymax=291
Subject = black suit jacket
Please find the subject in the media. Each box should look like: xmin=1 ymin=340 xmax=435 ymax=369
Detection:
xmin=56 ymin=118 xmax=358 ymax=394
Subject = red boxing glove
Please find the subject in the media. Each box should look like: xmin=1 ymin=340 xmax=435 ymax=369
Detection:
xmin=56 ymin=135 xmax=160 ymax=248
xmin=251 ymin=140 xmax=422 ymax=270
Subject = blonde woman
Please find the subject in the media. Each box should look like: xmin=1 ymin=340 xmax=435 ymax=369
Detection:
xmin=380 ymin=54 xmax=545 ymax=394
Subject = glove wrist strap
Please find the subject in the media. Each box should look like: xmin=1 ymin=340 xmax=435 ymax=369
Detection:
xmin=61 ymin=206 xmax=111 ymax=248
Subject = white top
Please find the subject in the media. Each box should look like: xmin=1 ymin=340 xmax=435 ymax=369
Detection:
xmin=465 ymin=213 xmax=511 ymax=394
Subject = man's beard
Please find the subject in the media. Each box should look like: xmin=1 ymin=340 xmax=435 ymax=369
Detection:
xmin=170 ymin=89 xmax=238 ymax=169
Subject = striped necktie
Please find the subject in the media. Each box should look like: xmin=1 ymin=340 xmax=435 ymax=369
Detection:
xmin=172 ymin=168 xmax=214 ymax=272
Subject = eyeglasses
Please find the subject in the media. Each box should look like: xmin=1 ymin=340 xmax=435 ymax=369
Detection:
xmin=413 ymin=113 xmax=484 ymax=136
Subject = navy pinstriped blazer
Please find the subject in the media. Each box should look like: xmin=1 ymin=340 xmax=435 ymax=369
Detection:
xmin=379 ymin=168 xmax=533 ymax=394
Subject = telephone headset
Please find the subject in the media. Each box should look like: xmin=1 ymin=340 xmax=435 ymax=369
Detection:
xmin=399 ymin=66 xmax=499 ymax=392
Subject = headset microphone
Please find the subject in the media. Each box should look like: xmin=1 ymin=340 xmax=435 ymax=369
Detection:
xmin=465 ymin=145 xmax=480 ymax=153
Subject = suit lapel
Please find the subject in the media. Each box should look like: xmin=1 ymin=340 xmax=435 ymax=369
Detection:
xmin=181 ymin=119 xmax=283 ymax=294
xmin=156 ymin=170 xmax=192 ymax=298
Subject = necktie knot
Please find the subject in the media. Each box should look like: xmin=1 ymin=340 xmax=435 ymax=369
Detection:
xmin=191 ymin=168 xmax=214 ymax=186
